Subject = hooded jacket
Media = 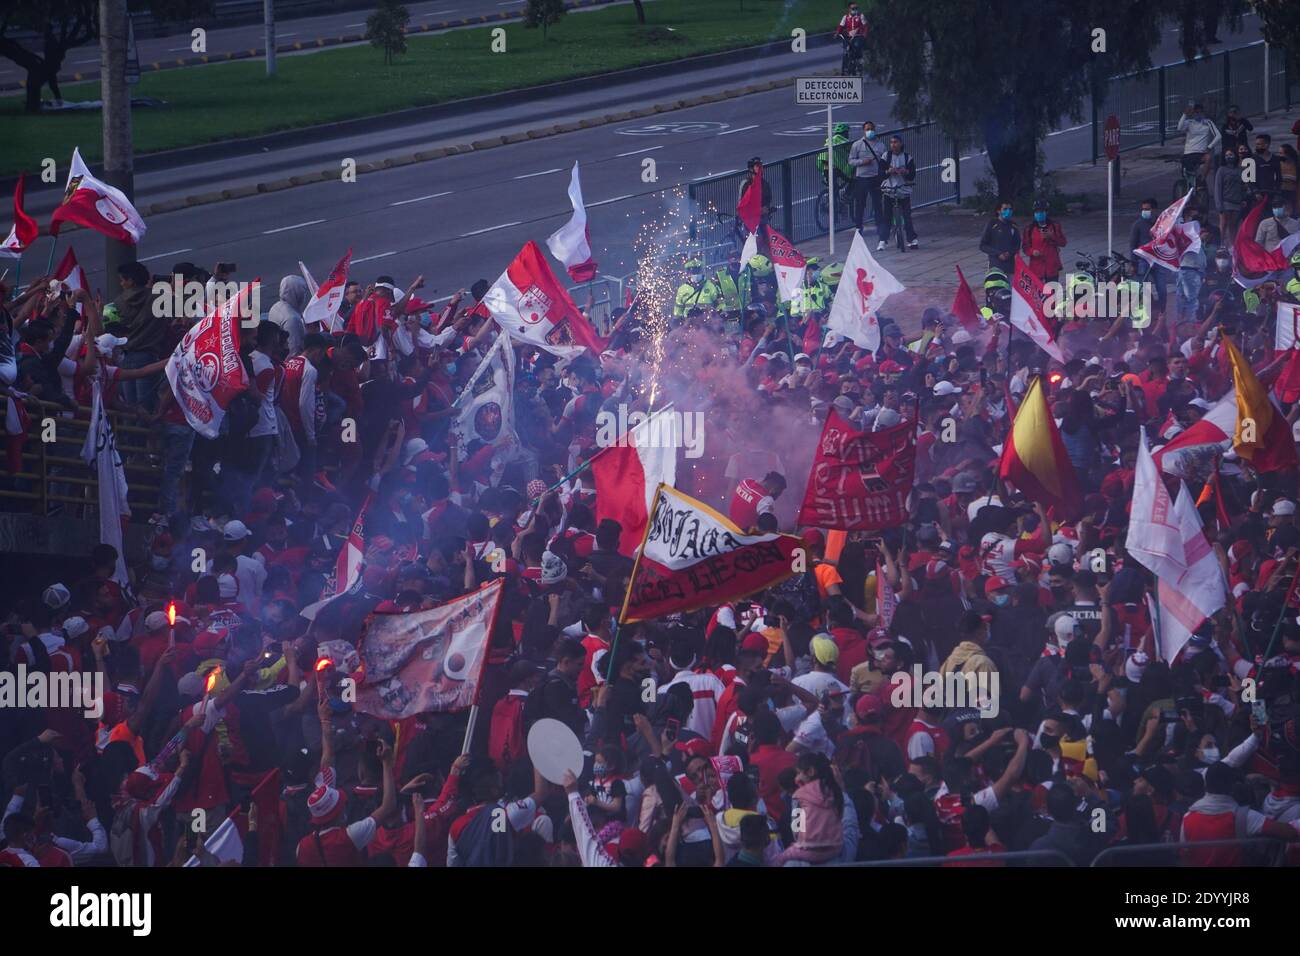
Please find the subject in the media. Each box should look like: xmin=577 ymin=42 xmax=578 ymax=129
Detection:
xmin=940 ymin=641 xmax=997 ymax=678
xmin=269 ymin=275 xmax=310 ymax=354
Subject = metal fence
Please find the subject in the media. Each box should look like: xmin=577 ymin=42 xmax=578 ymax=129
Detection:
xmin=1094 ymin=40 xmax=1295 ymax=160
xmin=688 ymin=122 xmax=960 ymax=247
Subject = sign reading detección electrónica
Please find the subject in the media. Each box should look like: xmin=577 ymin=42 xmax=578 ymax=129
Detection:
xmin=795 ymin=76 xmax=864 ymax=105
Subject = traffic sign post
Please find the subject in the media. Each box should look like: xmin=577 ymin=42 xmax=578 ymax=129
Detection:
xmin=796 ymin=77 xmax=864 ymax=256
xmin=1104 ymin=114 xmax=1120 ymax=263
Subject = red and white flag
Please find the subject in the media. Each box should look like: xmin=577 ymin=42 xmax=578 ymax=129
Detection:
xmin=0 ymin=173 xmax=38 ymax=258
xmin=1152 ymin=388 xmax=1237 ymax=480
xmin=355 ymin=579 xmax=505 ymax=719
xmin=546 ymin=162 xmax=598 ymax=283
xmin=1125 ymin=430 xmax=1185 ymax=581
xmin=52 ymin=247 xmax=88 ymax=315
xmin=164 ymin=282 xmax=256 ymax=438
xmin=796 ymin=408 xmax=915 ymax=531
xmin=1274 ymin=301 xmax=1300 ymax=352
xmin=765 ymin=225 xmax=806 ymax=303
xmin=825 ymin=230 xmax=904 ymax=352
xmin=592 ymin=405 xmax=680 ymax=554
xmin=49 ymin=148 xmax=147 ymax=244
xmin=301 ymin=248 xmax=352 ymax=333
xmin=484 ymin=241 xmax=604 ymax=358
xmin=1154 ymin=483 xmax=1226 ymax=662
xmin=183 ymin=769 xmax=281 ymax=867
xmin=1134 ymin=192 xmax=1201 ymax=272
xmin=1010 ymin=259 xmax=1065 ymax=363
xmin=620 ymin=485 xmax=801 ymax=623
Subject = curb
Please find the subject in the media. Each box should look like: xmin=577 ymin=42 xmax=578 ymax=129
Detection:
xmin=0 ymin=0 xmax=619 ymax=93
xmin=41 ymin=68 xmax=823 ymax=236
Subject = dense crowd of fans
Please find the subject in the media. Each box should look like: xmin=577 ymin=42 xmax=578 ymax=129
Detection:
xmin=3 ymin=130 xmax=1300 ymax=868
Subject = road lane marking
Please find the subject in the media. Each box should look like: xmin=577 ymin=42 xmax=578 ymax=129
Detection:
xmin=717 ymin=124 xmax=759 ymax=136
xmin=139 ymin=248 xmax=193 ymax=262
xmin=353 ymin=251 xmax=398 ymax=264
xmin=262 ymin=219 xmax=326 ymax=234
xmin=460 ymin=221 xmax=521 ymax=237
xmin=513 ymin=168 xmax=562 ymax=180
xmin=389 ymin=191 xmax=453 ymax=206
xmin=617 ymin=145 xmax=663 ymax=157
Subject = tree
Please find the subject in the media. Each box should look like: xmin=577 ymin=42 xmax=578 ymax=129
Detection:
xmin=523 ymin=0 xmax=566 ymax=41
xmin=0 ymin=1 xmax=211 ymax=114
xmin=631 ymin=0 xmax=646 ymax=24
xmin=862 ymin=0 xmax=1244 ymax=201
xmin=1253 ymin=0 xmax=1300 ymax=66
xmin=366 ymin=0 xmax=409 ymax=66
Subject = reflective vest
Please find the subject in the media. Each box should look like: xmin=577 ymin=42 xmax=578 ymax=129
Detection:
xmin=1287 ymin=275 xmax=1300 ymax=300
xmin=714 ymin=269 xmax=742 ymax=312
xmin=674 ymin=279 xmax=719 ymax=317
xmin=790 ymin=282 xmax=828 ymax=318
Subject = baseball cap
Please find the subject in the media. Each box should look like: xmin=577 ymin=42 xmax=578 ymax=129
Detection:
xmin=983 ymin=576 xmax=1011 ymax=595
xmin=740 ymin=632 xmax=769 ymax=656
xmin=933 ymin=380 xmax=963 ymax=397
xmin=1273 ymin=499 xmax=1296 ymax=516
xmin=62 ymin=617 xmax=89 ymax=640
xmin=42 ymin=583 xmax=71 ymax=610
xmin=222 ymin=519 xmax=252 ymax=541
xmin=1048 ymin=542 xmax=1074 ymax=566
xmin=811 ymin=635 xmax=840 ymax=665
xmin=94 ymin=333 xmax=129 ymax=356
xmin=144 ymin=611 xmax=169 ymax=632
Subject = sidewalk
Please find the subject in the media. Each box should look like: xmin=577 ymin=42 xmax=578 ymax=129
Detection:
xmin=796 ymin=107 xmax=1300 ymax=337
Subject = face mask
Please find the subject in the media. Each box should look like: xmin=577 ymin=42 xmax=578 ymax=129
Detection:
xmin=1273 ymin=208 xmax=1287 ymax=219
xmin=1141 ymin=209 xmax=1153 ymax=220
xmin=593 ymin=763 xmax=607 ymax=776
xmin=1200 ymin=747 xmax=1220 ymax=764
xmin=992 ymin=593 xmax=1010 ymax=607
xmin=1000 ymin=209 xmax=1012 ymax=221
xmin=1034 ymin=211 xmax=1047 ymax=224
xmin=1038 ymin=732 xmax=1059 ymax=751
xmin=865 ymin=130 xmax=876 ymax=140
xmin=445 ymin=361 xmax=458 ymax=375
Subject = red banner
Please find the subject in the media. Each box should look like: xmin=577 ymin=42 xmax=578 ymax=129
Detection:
xmin=620 ymin=485 xmax=800 ymax=624
xmin=796 ymin=409 xmax=915 ymax=531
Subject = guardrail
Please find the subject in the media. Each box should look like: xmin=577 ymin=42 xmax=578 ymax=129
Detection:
xmin=1091 ymin=836 xmax=1289 ymax=867
xmin=838 ymin=849 xmax=1076 ymax=867
xmin=1094 ymin=40 xmax=1294 ymax=162
xmin=0 ymin=396 xmax=161 ymax=521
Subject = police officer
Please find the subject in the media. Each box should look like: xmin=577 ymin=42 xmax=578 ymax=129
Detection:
xmin=713 ymin=252 xmax=744 ymax=315
xmin=673 ymin=257 xmax=720 ymax=318
xmin=789 ymin=256 xmax=830 ymax=320
xmin=1287 ymin=249 xmax=1300 ymax=302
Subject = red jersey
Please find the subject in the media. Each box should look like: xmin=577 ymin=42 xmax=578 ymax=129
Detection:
xmin=729 ymin=478 xmax=771 ymax=531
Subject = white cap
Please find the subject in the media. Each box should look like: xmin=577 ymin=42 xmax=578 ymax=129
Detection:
xmin=933 ymin=380 xmax=963 ymax=397
xmin=967 ymin=494 xmax=1002 ymax=522
xmin=1273 ymin=499 xmax=1296 ymax=516
xmin=43 ymin=583 xmax=71 ymax=610
xmin=402 ymin=438 xmax=429 ymax=464
xmin=144 ymin=611 xmax=169 ymax=632
xmin=62 ymin=616 xmax=89 ymax=639
xmin=94 ymin=333 xmax=129 ymax=356
xmin=793 ymin=352 xmax=812 ymax=365
xmin=1187 ymin=397 xmax=1212 ymax=411
xmin=873 ymin=407 xmax=902 ymax=431
xmin=951 ymin=329 xmax=973 ymax=345
xmin=1048 ymin=542 xmax=1075 ymax=566
xmin=823 ymin=331 xmax=842 ymax=349
xmin=222 ymin=519 xmax=252 ymax=541
xmin=1054 ymin=614 xmax=1077 ymax=641
xmin=1125 ymin=651 xmax=1150 ymax=683
xmin=374 ymin=282 xmax=405 ymax=303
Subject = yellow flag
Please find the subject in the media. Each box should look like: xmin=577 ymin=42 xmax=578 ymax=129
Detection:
xmin=1223 ymin=335 xmax=1272 ymax=460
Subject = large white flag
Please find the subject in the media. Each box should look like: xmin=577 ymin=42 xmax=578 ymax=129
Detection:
xmin=826 ymin=230 xmax=904 ymax=352
xmin=301 ymin=248 xmax=352 ymax=333
xmin=1154 ymin=483 xmax=1226 ymax=662
xmin=80 ymin=376 xmax=130 ymax=587
xmin=454 ymin=336 xmax=518 ymax=455
xmin=485 ymin=241 xmax=602 ymax=359
xmin=546 ymin=162 xmax=597 ymax=283
xmin=1125 ymin=429 xmax=1185 ymax=580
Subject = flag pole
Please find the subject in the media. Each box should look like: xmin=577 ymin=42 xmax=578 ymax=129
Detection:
xmin=1263 ymin=568 xmax=1300 ymax=659
xmin=44 ymin=236 xmax=59 ymax=275
xmin=9 ymin=255 xmax=20 ymax=300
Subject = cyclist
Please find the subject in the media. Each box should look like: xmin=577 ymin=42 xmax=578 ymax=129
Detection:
xmin=880 ymin=135 xmax=918 ymax=250
xmin=835 ymin=3 xmax=868 ymax=74
xmin=817 ymin=123 xmax=855 ymax=207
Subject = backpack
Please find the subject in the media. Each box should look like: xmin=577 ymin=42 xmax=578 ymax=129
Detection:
xmin=769 ymin=569 xmax=821 ymax=624
xmin=457 ymin=803 xmax=515 ymax=867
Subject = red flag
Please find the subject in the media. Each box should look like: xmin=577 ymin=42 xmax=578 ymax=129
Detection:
xmin=163 ymin=281 xmax=256 ymax=438
xmin=1009 ymin=259 xmax=1065 ymax=363
xmin=49 ymin=147 xmax=147 ymax=244
xmin=1275 ymin=347 xmax=1300 ymax=404
xmin=951 ymin=265 xmax=982 ymax=331
xmin=998 ymin=376 xmax=1082 ymax=519
xmin=796 ymin=409 xmax=915 ymax=531
xmin=620 ymin=485 xmax=801 ymax=623
xmin=485 ymin=241 xmax=605 ymax=356
xmin=1235 ymin=199 xmax=1289 ymax=277
xmin=736 ymin=164 xmax=763 ymax=234
xmin=802 ymin=313 xmax=822 ymax=357
xmin=0 ymin=173 xmax=38 ymax=256
xmin=592 ymin=409 xmax=678 ymax=554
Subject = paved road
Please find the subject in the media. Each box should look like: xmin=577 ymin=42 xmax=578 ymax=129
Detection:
xmin=20 ymin=19 xmax=1263 ymax=311
xmin=0 ymin=0 xmax=625 ymax=89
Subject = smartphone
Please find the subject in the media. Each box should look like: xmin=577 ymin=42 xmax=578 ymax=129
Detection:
xmin=1251 ymin=700 xmax=1269 ymax=725
xmin=664 ymin=718 xmax=680 ymax=743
